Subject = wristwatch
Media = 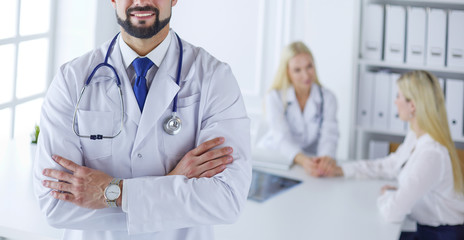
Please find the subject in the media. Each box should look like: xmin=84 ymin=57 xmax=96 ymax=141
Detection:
xmin=104 ymin=178 xmax=122 ymax=207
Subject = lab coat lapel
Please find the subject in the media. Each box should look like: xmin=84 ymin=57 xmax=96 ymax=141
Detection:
xmin=286 ymin=86 xmax=305 ymax=129
xmin=304 ymin=84 xmax=321 ymax=120
xmin=108 ymin=37 xmax=142 ymax=126
xmin=134 ymin=33 xmax=180 ymax=146
xmin=286 ymin=86 xmax=300 ymax=117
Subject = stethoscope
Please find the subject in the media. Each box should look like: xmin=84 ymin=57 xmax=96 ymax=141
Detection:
xmin=315 ymin=85 xmax=324 ymax=130
xmin=72 ymin=32 xmax=184 ymax=140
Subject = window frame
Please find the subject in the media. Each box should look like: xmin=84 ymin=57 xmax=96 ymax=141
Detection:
xmin=0 ymin=0 xmax=57 ymax=139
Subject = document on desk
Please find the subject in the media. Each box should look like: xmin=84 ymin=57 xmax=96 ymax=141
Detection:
xmin=248 ymin=170 xmax=301 ymax=203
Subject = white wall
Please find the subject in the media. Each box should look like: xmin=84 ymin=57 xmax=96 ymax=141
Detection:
xmin=172 ymin=1 xmax=263 ymax=96
xmin=95 ymin=1 xmax=120 ymax=47
xmin=53 ymin=0 xmax=118 ymax=73
xmin=303 ymin=0 xmax=360 ymax=159
xmin=53 ymin=0 xmax=96 ymax=72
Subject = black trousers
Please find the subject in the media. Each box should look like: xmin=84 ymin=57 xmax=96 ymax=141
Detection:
xmin=399 ymin=223 xmax=464 ymax=240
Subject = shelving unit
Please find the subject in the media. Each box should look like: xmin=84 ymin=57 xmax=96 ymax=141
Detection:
xmin=359 ymin=60 xmax=464 ymax=76
xmin=353 ymin=0 xmax=464 ymax=159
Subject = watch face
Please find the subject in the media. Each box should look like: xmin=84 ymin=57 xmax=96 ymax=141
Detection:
xmin=105 ymin=184 xmax=121 ymax=201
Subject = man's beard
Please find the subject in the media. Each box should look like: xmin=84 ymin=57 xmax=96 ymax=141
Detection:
xmin=116 ymin=6 xmax=171 ymax=39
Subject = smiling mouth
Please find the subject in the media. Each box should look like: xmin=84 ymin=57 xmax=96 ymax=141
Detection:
xmin=131 ymin=13 xmax=155 ymax=17
xmin=130 ymin=12 xmax=155 ymax=19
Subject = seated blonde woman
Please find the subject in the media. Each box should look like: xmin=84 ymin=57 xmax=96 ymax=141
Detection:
xmin=311 ymin=71 xmax=464 ymax=240
xmin=258 ymin=41 xmax=339 ymax=172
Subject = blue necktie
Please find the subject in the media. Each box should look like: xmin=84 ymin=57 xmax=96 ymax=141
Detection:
xmin=132 ymin=57 xmax=154 ymax=112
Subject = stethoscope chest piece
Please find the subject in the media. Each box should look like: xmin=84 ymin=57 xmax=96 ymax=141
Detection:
xmin=163 ymin=113 xmax=182 ymax=135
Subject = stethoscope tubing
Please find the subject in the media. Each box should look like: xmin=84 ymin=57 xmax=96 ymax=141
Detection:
xmin=73 ymin=31 xmax=183 ymax=139
xmin=172 ymin=32 xmax=183 ymax=114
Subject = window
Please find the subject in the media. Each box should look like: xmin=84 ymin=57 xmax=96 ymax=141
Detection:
xmin=0 ymin=0 xmax=55 ymax=141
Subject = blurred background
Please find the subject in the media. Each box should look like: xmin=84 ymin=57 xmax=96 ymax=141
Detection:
xmin=3 ymin=0 xmax=463 ymax=161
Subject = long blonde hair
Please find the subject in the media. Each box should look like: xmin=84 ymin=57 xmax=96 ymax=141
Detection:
xmin=397 ymin=70 xmax=463 ymax=193
xmin=270 ymin=42 xmax=321 ymax=108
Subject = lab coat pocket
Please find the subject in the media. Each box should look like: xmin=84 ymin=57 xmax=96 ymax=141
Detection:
xmin=77 ymin=110 xmax=113 ymax=160
xmin=176 ymin=93 xmax=200 ymax=108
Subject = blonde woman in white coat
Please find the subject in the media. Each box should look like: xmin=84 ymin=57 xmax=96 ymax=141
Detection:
xmin=258 ymin=41 xmax=339 ymax=173
xmin=312 ymin=71 xmax=464 ymax=240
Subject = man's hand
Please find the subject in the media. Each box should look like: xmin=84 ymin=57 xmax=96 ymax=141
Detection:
xmin=42 ymin=155 xmax=113 ymax=209
xmin=168 ymin=137 xmax=233 ymax=178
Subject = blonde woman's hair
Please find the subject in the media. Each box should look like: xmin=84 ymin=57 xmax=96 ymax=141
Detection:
xmin=397 ymin=70 xmax=463 ymax=193
xmin=269 ymin=41 xmax=320 ymax=108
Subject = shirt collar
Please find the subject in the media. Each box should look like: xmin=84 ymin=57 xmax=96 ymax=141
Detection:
xmin=414 ymin=132 xmax=433 ymax=147
xmin=118 ymin=31 xmax=172 ymax=69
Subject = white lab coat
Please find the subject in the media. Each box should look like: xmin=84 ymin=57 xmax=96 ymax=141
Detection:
xmin=33 ymin=30 xmax=252 ymax=240
xmin=258 ymin=84 xmax=339 ymax=164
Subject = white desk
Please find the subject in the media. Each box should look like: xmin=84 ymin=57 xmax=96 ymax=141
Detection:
xmin=0 ymin=140 xmax=63 ymax=240
xmin=0 ymin=140 xmax=401 ymax=240
xmin=214 ymin=166 xmax=402 ymax=240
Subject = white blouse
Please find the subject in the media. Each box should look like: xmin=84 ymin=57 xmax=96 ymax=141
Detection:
xmin=342 ymin=131 xmax=464 ymax=226
xmin=258 ymin=84 xmax=339 ymax=164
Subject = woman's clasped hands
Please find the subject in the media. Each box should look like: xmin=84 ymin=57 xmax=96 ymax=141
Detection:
xmin=295 ymin=154 xmax=343 ymax=177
